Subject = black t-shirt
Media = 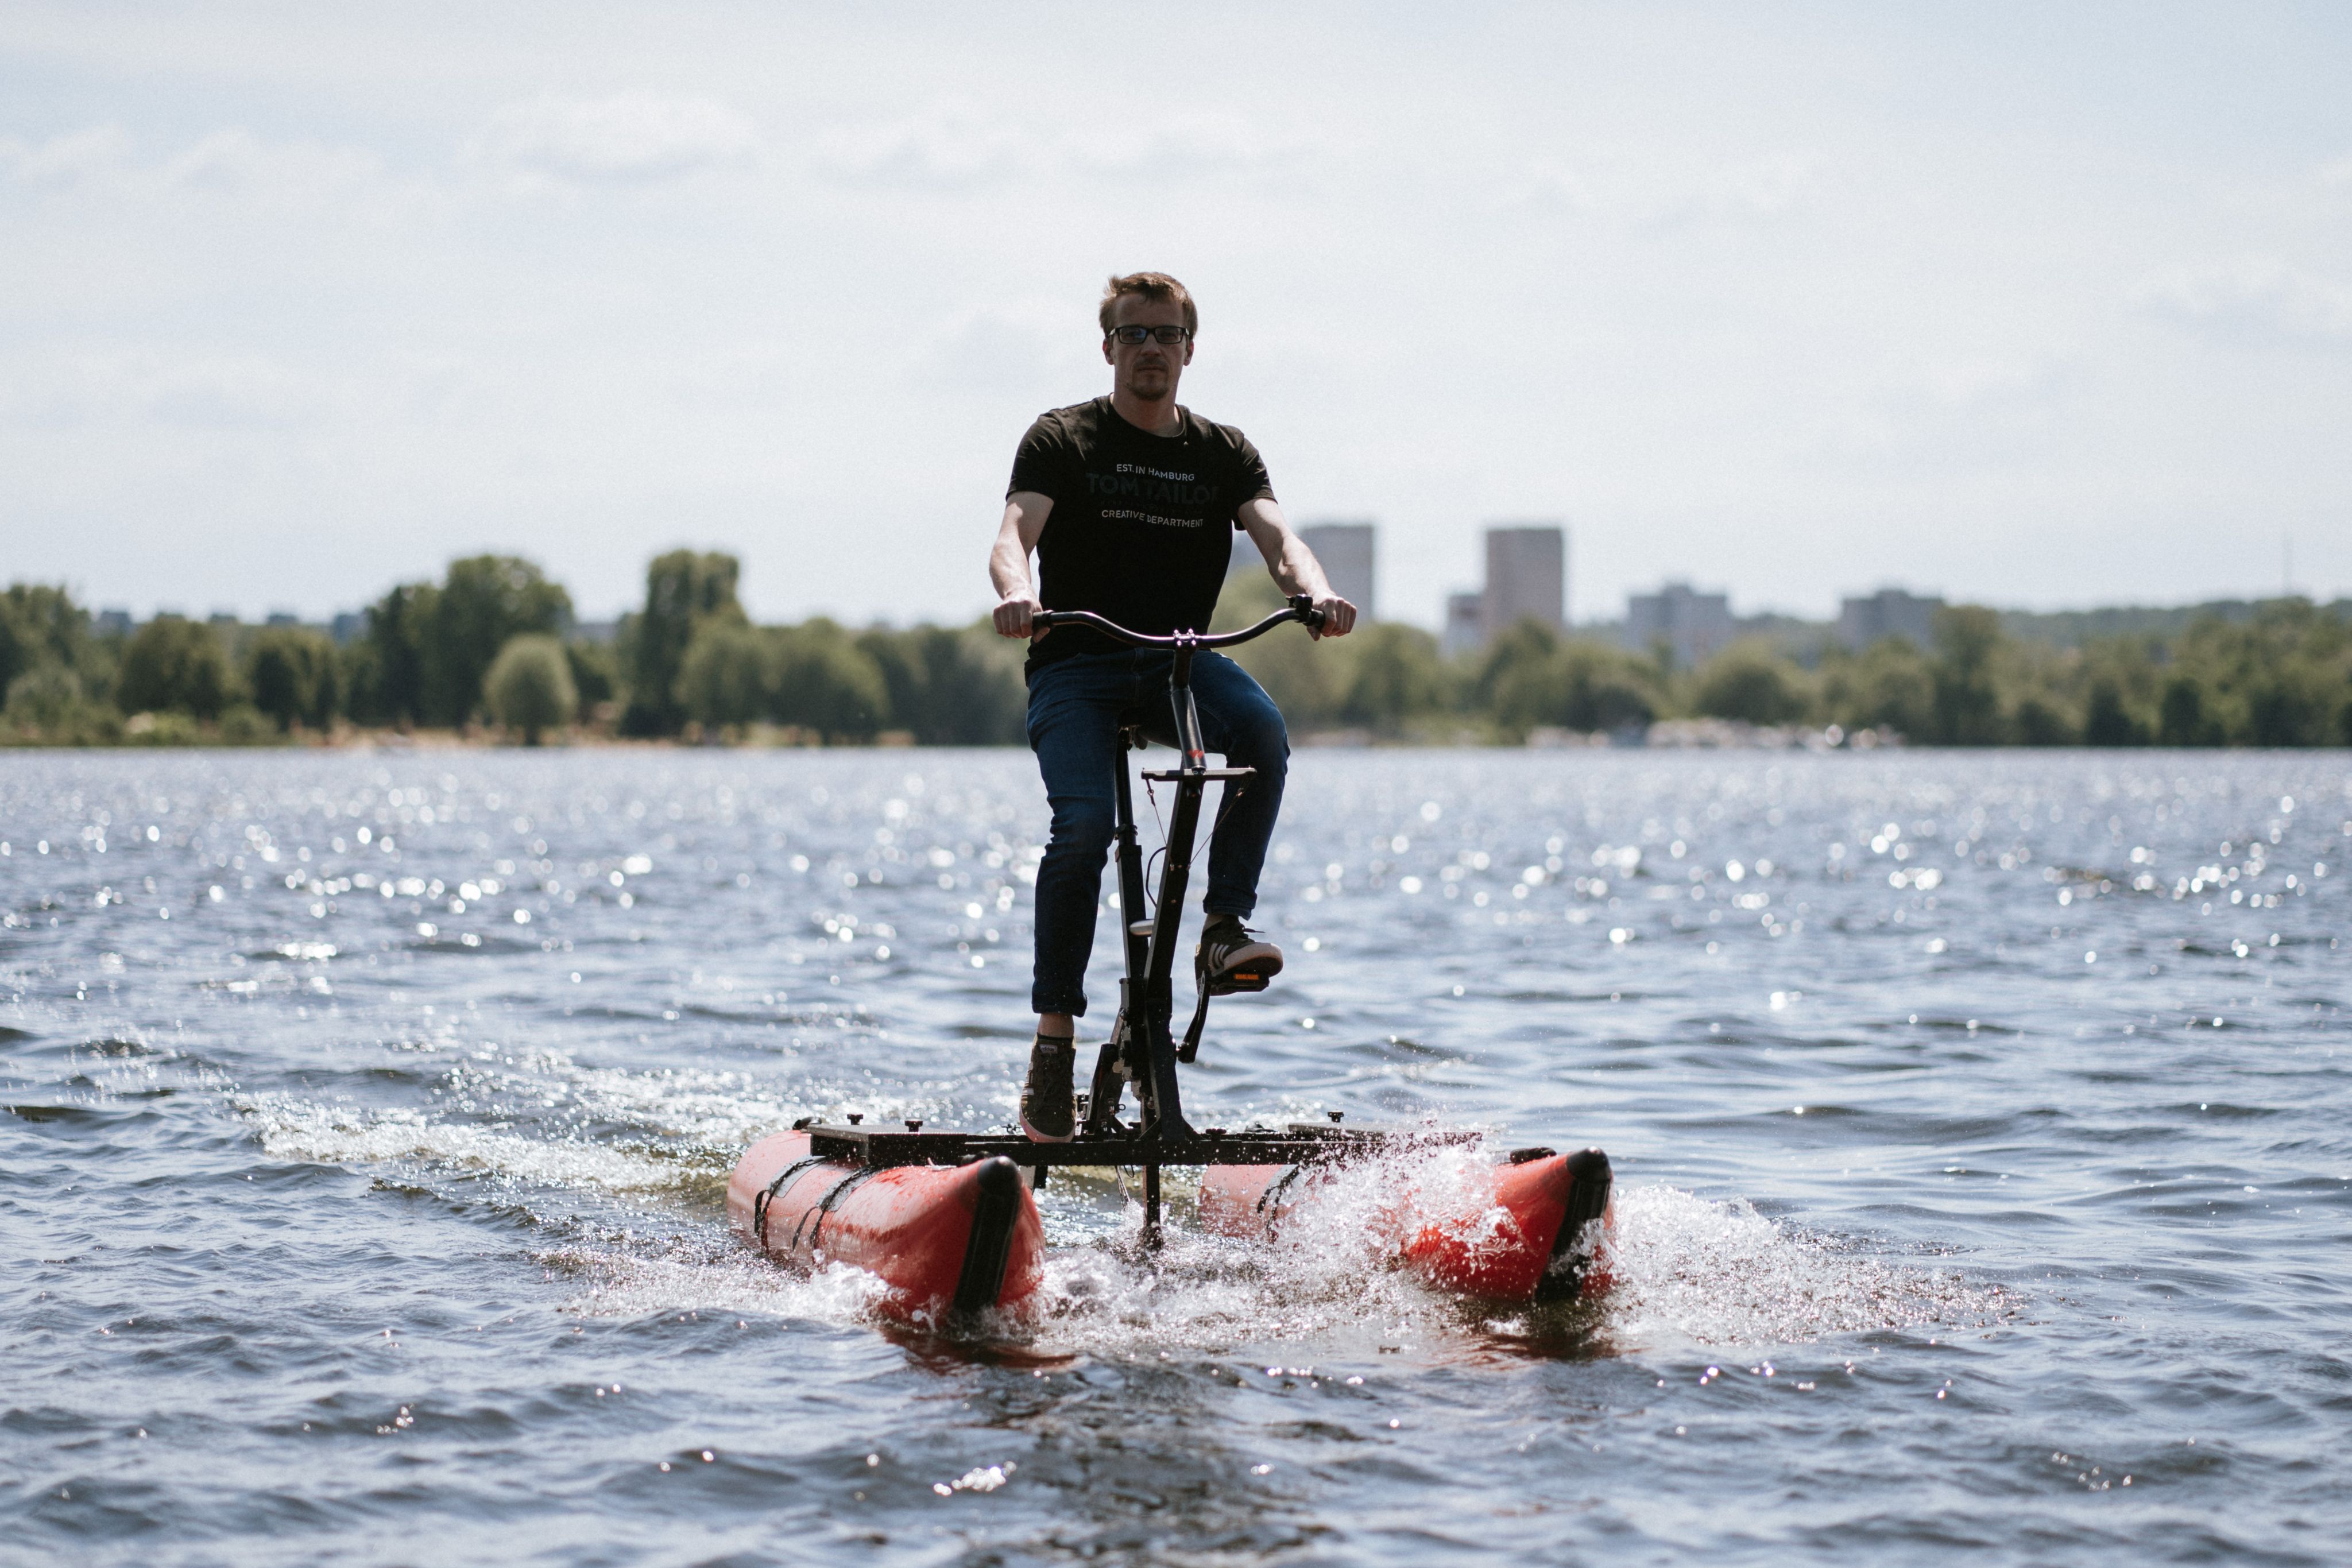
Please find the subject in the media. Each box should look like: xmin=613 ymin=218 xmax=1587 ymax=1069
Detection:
xmin=1007 ymin=397 xmax=1275 ymax=667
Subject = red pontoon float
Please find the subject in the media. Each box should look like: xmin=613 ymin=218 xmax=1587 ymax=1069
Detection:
xmin=726 ymin=1125 xmax=1043 ymax=1322
xmin=729 ymin=1120 xmax=1612 ymax=1321
xmin=1200 ymin=1145 xmax=1614 ymax=1302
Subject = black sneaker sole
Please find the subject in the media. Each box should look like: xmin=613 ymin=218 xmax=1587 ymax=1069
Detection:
xmin=1019 ymin=1112 xmax=1075 ymax=1144
xmin=1200 ymin=950 xmax=1282 ymax=995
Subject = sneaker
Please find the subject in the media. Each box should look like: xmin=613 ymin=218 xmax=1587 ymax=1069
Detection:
xmin=1195 ymin=917 xmax=1282 ymax=996
xmin=1019 ymin=1035 xmax=1076 ymax=1143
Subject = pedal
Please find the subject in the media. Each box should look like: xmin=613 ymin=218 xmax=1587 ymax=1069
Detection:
xmin=1204 ymin=970 xmax=1272 ymax=996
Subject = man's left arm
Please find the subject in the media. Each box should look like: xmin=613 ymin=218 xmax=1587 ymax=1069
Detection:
xmin=1237 ymin=499 xmax=1357 ymax=638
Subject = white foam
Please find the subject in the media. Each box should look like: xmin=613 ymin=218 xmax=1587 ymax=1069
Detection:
xmin=239 ymin=1094 xmax=685 ymax=1193
xmin=1596 ymin=1182 xmax=2013 ymax=1348
xmin=547 ymin=1234 xmax=892 ymax=1324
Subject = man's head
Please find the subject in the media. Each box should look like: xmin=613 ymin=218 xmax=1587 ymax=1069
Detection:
xmin=1100 ymin=272 xmax=1195 ymax=407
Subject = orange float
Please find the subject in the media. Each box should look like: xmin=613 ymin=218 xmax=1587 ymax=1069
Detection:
xmin=1199 ymin=1147 xmax=1614 ymax=1302
xmin=726 ymin=1129 xmax=1044 ymax=1322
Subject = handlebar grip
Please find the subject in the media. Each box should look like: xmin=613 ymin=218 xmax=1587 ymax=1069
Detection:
xmin=1288 ymin=594 xmax=1327 ymax=632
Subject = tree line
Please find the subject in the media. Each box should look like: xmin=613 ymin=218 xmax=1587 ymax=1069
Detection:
xmin=0 ymin=553 xmax=1027 ymax=746
xmin=1208 ymin=572 xmax=2352 ymax=746
xmin=3 ymin=555 xmax=2348 ymax=746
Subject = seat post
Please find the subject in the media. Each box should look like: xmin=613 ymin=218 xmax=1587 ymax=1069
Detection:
xmin=1086 ymin=725 xmax=1154 ymax=1136
xmin=1110 ymin=727 xmax=1149 ymax=981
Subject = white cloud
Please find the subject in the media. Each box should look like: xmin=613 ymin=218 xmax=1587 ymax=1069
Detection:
xmin=0 ymin=125 xmax=134 ymax=183
xmin=4 ymin=353 xmax=328 ymax=428
xmin=814 ymin=109 xmax=1032 ymax=189
xmin=474 ymin=92 xmax=760 ymax=183
xmin=163 ymin=129 xmax=383 ymax=198
xmin=2134 ymin=260 xmax=2352 ymax=342
xmin=2 ymin=123 xmax=397 ymax=214
xmin=811 ymin=106 xmax=1322 ymax=191
xmin=1508 ymin=150 xmax=1815 ymax=227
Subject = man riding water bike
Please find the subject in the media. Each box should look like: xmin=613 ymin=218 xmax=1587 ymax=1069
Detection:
xmin=989 ymin=272 xmax=1358 ymax=1143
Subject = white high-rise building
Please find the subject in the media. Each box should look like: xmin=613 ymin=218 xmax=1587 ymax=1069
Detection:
xmin=1624 ymin=582 xmax=1734 ymax=670
xmin=1838 ymin=587 xmax=1945 ymax=649
xmin=1479 ymin=525 xmax=1567 ymax=644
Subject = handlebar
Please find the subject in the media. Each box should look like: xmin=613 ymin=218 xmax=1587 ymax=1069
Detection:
xmin=1032 ymin=596 xmax=1326 ymax=649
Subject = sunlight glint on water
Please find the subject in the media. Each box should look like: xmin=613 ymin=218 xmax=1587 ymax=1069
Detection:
xmin=3 ymin=748 xmax=2348 ymax=1566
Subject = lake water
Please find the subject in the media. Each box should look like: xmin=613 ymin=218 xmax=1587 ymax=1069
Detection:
xmin=5 ymin=747 xmax=2348 ymax=1565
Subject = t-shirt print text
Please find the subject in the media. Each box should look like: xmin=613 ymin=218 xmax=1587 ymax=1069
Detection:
xmin=1086 ymin=463 xmax=1213 ymax=507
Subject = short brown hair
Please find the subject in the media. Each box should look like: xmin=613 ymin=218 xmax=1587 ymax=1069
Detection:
xmin=1098 ymin=272 xmax=1197 ymax=338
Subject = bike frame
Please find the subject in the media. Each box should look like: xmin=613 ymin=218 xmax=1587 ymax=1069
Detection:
xmin=1028 ymin=598 xmax=1323 ymax=1143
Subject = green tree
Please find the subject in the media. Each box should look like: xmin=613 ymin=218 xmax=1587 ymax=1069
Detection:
xmin=348 ymin=582 xmax=432 ymax=726
xmin=5 ymin=665 xmax=88 ymax=733
xmin=856 ymin=623 xmax=1027 ymax=744
xmin=116 ymin=615 xmax=234 ymax=719
xmin=1558 ymin=641 xmax=1659 ymax=731
xmin=0 ymin=584 xmax=92 ymax=696
xmin=2158 ymin=676 xmax=2218 ymax=745
xmin=421 ymin=556 xmax=571 ymax=726
xmin=1824 ymin=638 xmax=1936 ymax=738
xmin=1474 ymin=620 xmax=1565 ymax=735
xmin=564 ymin=640 xmax=618 ymax=719
xmin=2082 ymin=679 xmax=2147 ymax=746
xmin=1692 ymin=641 xmax=1812 ymax=725
xmin=245 ymin=626 xmax=341 ymax=731
xmin=621 ymin=550 xmax=742 ymax=736
xmin=1339 ymin=622 xmax=1446 ymax=733
xmin=678 ymin=620 xmax=771 ymax=729
xmin=2010 ymin=692 xmax=2076 ymax=745
xmin=482 ymin=633 xmax=578 ymax=744
xmin=1931 ymin=606 xmax=2005 ymax=744
xmin=1472 ymin=621 xmax=1659 ymax=738
xmin=769 ymin=620 xmax=887 ymax=738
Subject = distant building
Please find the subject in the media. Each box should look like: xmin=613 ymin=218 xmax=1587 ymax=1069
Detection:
xmin=265 ymin=611 xmax=301 ymax=627
xmin=1626 ymin=582 xmax=1734 ymax=671
xmin=571 ymin=620 xmax=622 ymax=645
xmin=1297 ymin=522 xmax=1375 ymax=620
xmin=1442 ymin=593 xmax=1485 ymax=659
xmin=1479 ymin=525 xmax=1566 ymax=644
xmin=95 ymin=609 xmax=133 ymax=638
xmin=330 ymin=611 xmax=366 ymax=645
xmin=1838 ymin=587 xmax=1944 ymax=650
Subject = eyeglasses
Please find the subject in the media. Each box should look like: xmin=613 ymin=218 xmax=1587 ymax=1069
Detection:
xmin=1107 ymin=325 xmax=1192 ymax=346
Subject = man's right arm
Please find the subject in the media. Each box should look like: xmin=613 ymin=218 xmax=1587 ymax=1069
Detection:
xmin=989 ymin=491 xmax=1054 ymax=638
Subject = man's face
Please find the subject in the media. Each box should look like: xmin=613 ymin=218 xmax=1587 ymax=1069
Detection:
xmin=1102 ymin=293 xmax=1193 ymax=402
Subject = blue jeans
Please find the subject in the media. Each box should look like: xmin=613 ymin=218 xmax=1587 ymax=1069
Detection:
xmin=1024 ymin=649 xmax=1289 ymax=1017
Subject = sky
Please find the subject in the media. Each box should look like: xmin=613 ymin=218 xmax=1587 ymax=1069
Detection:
xmin=4 ymin=2 xmax=2350 ymax=629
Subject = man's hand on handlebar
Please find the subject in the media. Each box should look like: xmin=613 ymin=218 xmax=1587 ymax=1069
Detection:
xmin=993 ymin=593 xmax=1045 ymax=640
xmin=1310 ymin=596 xmax=1357 ymax=640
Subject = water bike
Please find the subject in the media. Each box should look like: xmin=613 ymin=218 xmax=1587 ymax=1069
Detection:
xmin=727 ymin=598 xmax=1613 ymax=1323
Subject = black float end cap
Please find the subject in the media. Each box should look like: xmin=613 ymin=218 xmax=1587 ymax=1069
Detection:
xmin=973 ymin=1155 xmax=1020 ymax=1199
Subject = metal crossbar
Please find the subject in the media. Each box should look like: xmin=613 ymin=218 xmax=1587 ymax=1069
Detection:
xmin=801 ymin=1121 xmax=1476 ymax=1171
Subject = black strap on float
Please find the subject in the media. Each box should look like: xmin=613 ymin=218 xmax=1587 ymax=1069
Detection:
xmin=753 ymin=1156 xmax=831 ymax=1248
xmin=790 ymin=1167 xmax=885 ymax=1254
xmin=1255 ymin=1164 xmax=1305 ymax=1222
xmin=1535 ymin=1149 xmax=1615 ymax=1303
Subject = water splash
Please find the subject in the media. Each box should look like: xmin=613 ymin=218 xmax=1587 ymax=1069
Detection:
xmin=547 ymin=1231 xmax=892 ymax=1324
xmin=1596 ymin=1183 xmax=2016 ymax=1347
xmin=239 ymin=1093 xmax=690 ymax=1193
